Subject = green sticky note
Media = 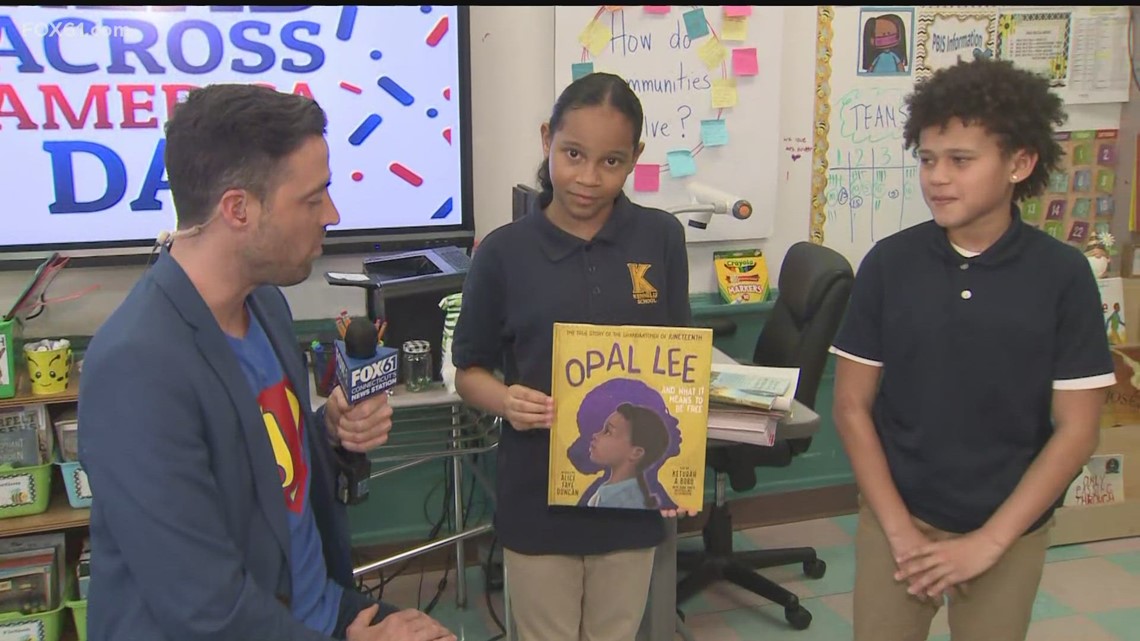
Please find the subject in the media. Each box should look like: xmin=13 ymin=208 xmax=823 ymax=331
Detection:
xmin=683 ymin=8 xmax=709 ymax=39
xmin=667 ymin=150 xmax=697 ymax=177
xmin=572 ymin=61 xmax=594 ymax=81
xmin=700 ymin=119 xmax=728 ymax=146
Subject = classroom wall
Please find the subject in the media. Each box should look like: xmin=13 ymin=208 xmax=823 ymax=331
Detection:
xmin=0 ymin=5 xmax=812 ymax=339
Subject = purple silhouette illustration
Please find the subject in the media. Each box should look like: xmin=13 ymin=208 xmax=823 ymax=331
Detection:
xmin=568 ymin=377 xmax=682 ymax=510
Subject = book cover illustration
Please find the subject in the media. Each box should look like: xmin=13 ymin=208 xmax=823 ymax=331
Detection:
xmin=549 ymin=323 xmax=713 ymax=513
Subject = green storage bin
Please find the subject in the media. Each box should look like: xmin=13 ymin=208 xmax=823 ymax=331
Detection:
xmin=0 ymin=318 xmax=17 ymax=399
xmin=0 ymin=604 xmax=63 ymax=641
xmin=65 ymin=599 xmax=86 ymax=641
xmin=0 ymin=462 xmax=52 ymax=519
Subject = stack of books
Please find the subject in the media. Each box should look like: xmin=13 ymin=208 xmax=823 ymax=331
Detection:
xmin=707 ymin=362 xmax=800 ymax=446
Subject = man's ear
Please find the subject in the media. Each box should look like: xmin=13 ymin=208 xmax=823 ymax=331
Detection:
xmin=217 ymin=189 xmax=249 ymax=228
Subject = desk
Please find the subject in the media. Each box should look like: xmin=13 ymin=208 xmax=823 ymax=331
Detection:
xmin=309 ymin=377 xmax=498 ymax=609
xmin=644 ymin=347 xmax=821 ymax=641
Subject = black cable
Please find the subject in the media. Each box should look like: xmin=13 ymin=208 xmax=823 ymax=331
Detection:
xmin=366 ymin=472 xmax=451 ymax=603
xmin=480 ymin=534 xmax=506 ymax=641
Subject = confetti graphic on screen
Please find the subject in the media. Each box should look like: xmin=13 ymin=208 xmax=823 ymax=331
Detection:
xmin=330 ymin=6 xmax=457 ymax=219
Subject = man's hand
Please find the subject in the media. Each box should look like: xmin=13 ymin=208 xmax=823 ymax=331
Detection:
xmin=346 ymin=606 xmax=456 ymax=641
xmin=660 ymin=507 xmax=699 ymax=518
xmin=894 ymin=531 xmax=1006 ymax=599
xmin=324 ymin=386 xmax=394 ymax=453
xmin=503 ymin=384 xmax=553 ymax=430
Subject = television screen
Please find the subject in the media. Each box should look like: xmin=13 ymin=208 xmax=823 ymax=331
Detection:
xmin=0 ymin=5 xmax=473 ymax=261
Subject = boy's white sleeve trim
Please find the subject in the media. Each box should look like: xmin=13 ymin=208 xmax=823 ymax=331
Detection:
xmin=830 ymin=346 xmax=883 ymax=368
xmin=1053 ymin=372 xmax=1117 ymax=391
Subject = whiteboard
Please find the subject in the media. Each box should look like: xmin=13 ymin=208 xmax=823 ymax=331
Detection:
xmin=553 ymin=6 xmax=783 ymax=243
xmin=810 ymin=6 xmax=1131 ymax=271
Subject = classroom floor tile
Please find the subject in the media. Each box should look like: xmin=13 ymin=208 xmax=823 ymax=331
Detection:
xmin=368 ymin=515 xmax=1140 ymax=641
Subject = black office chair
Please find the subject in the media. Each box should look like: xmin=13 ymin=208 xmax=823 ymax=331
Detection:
xmin=677 ymin=241 xmax=854 ymax=630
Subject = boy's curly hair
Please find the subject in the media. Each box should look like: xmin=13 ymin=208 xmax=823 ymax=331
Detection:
xmin=902 ymin=57 xmax=1067 ymax=202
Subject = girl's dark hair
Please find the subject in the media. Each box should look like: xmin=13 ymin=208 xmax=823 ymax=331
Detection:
xmin=615 ymin=402 xmax=669 ymax=509
xmin=535 ymin=72 xmax=644 ymax=209
xmin=902 ymin=56 xmax=1066 ymax=202
xmin=861 ymin=14 xmax=908 ymax=72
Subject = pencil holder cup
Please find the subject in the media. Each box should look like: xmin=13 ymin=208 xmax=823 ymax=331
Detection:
xmin=308 ymin=342 xmax=337 ymax=398
xmin=23 ymin=339 xmax=73 ymax=396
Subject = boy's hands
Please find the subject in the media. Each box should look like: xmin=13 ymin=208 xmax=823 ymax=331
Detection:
xmin=894 ymin=531 xmax=1007 ymax=599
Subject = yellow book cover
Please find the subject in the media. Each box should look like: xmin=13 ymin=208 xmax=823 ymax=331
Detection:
xmin=548 ymin=322 xmax=713 ymax=512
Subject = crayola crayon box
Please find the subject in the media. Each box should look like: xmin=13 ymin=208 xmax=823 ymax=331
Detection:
xmin=713 ymin=249 xmax=769 ymax=304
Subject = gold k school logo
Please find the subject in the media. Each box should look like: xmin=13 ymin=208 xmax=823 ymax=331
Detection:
xmin=627 ymin=263 xmax=658 ymax=305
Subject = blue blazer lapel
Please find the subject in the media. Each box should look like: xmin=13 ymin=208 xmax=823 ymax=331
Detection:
xmin=150 ymin=254 xmax=291 ymax=567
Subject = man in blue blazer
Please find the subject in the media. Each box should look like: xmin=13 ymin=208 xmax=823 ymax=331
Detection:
xmin=78 ymin=85 xmax=456 ymax=641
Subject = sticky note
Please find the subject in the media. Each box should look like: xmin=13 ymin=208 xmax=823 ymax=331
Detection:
xmin=732 ymin=48 xmax=759 ymax=76
xmin=698 ymin=38 xmax=728 ymax=69
xmin=644 ymin=6 xmax=670 ymax=14
xmin=725 ymin=6 xmax=752 ymax=18
xmin=683 ymin=8 xmax=709 ymax=39
xmin=700 ymin=119 xmax=729 ymax=147
xmin=722 ymin=16 xmax=748 ymax=41
xmin=667 ymin=150 xmax=697 ymax=178
xmin=572 ymin=61 xmax=594 ymax=81
xmin=634 ymin=164 xmax=661 ymax=192
xmin=711 ymin=78 xmax=738 ymax=109
xmin=578 ymin=19 xmax=612 ymax=57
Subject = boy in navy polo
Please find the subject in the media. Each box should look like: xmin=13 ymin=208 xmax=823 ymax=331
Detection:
xmin=831 ymin=57 xmax=1115 ymax=641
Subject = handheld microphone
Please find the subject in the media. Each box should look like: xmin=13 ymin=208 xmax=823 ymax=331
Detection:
xmin=331 ymin=317 xmax=399 ymax=505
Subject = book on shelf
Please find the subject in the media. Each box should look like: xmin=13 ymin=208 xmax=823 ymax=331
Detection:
xmin=548 ymin=322 xmax=713 ymax=513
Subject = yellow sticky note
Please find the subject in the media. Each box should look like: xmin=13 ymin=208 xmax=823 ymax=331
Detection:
xmin=578 ymin=19 xmax=611 ymax=57
xmin=698 ymin=37 xmax=728 ymax=69
xmin=711 ymin=78 xmax=738 ymax=109
xmin=722 ymin=16 xmax=748 ymax=41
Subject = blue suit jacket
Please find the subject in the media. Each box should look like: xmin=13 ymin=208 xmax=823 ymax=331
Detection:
xmin=78 ymin=252 xmax=392 ymax=641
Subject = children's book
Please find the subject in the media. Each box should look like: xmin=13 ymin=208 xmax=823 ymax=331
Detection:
xmin=548 ymin=322 xmax=713 ymax=513
xmin=708 ymin=362 xmax=800 ymax=413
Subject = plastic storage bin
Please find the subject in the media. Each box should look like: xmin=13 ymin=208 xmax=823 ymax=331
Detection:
xmin=65 ymin=599 xmax=85 ymax=641
xmin=0 ymin=603 xmax=63 ymax=641
xmin=56 ymin=461 xmax=91 ymax=509
xmin=0 ymin=462 xmax=51 ymax=518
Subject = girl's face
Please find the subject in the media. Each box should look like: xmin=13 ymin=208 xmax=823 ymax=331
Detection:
xmin=873 ymin=18 xmax=899 ymax=49
xmin=541 ymin=104 xmax=643 ymax=223
xmin=589 ymin=411 xmax=643 ymax=467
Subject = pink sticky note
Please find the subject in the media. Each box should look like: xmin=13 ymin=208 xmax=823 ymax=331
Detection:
xmin=644 ymin=6 xmax=670 ymax=14
xmin=725 ymin=6 xmax=752 ymax=18
xmin=732 ymin=47 xmax=759 ymax=77
xmin=634 ymin=164 xmax=661 ymax=192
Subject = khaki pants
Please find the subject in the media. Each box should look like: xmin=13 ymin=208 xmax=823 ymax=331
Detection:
xmin=854 ymin=504 xmax=1050 ymax=641
xmin=503 ymin=546 xmax=656 ymax=641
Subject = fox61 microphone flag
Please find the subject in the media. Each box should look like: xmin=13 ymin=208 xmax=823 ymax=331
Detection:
xmin=334 ymin=318 xmax=399 ymax=404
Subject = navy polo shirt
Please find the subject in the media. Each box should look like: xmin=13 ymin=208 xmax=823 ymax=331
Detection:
xmin=832 ymin=208 xmax=1115 ymax=535
xmin=451 ymin=192 xmax=691 ymax=556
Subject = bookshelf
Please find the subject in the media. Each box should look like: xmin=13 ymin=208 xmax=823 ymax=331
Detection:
xmin=0 ymin=367 xmax=85 ymax=641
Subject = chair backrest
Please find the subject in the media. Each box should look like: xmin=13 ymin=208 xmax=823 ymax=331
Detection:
xmin=752 ymin=241 xmax=854 ymax=411
xmin=512 ymin=184 xmax=540 ymax=221
xmin=711 ymin=241 xmax=854 ymax=488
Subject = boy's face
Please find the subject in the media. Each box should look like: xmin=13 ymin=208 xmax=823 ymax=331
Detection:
xmin=916 ymin=118 xmax=1035 ymax=232
xmin=589 ymin=411 xmax=644 ymax=467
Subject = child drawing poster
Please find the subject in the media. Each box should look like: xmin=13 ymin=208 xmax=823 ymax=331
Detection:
xmin=857 ymin=7 xmax=914 ymax=77
xmin=549 ymin=322 xmax=713 ymax=513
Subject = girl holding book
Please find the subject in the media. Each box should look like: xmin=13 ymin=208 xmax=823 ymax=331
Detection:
xmin=450 ymin=72 xmax=695 ymax=641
